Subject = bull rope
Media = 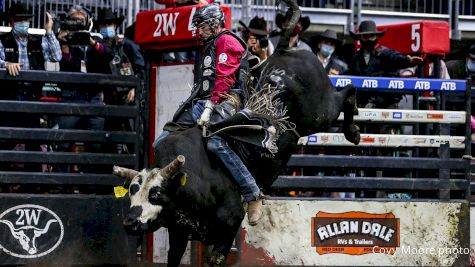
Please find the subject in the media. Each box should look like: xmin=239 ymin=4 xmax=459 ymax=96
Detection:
xmin=202 ymin=84 xmax=298 ymax=154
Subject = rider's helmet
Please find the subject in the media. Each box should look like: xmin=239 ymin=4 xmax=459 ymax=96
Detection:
xmin=192 ymin=3 xmax=225 ymax=40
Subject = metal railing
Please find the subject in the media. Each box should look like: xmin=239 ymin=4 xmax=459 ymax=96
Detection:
xmin=0 ymin=0 xmax=162 ymax=33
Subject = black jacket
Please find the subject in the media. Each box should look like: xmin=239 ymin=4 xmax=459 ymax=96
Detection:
xmin=350 ymin=45 xmax=413 ymax=108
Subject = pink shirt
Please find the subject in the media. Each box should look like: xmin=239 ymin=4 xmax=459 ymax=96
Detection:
xmin=211 ymin=33 xmax=245 ymax=104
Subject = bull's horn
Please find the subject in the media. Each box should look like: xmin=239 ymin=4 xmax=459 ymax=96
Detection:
xmin=113 ymin=166 xmax=139 ymax=180
xmin=160 ymin=155 xmax=186 ymax=179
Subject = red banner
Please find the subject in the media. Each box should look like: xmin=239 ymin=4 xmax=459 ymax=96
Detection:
xmin=135 ymin=4 xmax=231 ymax=50
xmin=377 ymin=21 xmax=450 ymax=55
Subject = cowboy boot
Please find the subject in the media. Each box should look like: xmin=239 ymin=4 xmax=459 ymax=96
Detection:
xmin=247 ymin=199 xmax=263 ymax=226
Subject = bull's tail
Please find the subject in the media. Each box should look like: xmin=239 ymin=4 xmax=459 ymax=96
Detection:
xmin=276 ymin=0 xmax=301 ymax=51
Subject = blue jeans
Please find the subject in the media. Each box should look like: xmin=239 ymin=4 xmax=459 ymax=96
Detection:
xmin=207 ymin=135 xmax=260 ymax=202
xmin=193 ymin=100 xmax=260 ymax=202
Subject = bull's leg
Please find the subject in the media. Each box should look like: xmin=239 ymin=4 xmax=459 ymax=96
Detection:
xmin=207 ymin=223 xmax=241 ymax=266
xmin=167 ymin=228 xmax=189 ymax=267
xmin=340 ymin=84 xmax=360 ymax=145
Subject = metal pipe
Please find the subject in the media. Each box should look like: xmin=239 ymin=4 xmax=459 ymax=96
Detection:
xmin=356 ymin=0 xmax=361 ymax=29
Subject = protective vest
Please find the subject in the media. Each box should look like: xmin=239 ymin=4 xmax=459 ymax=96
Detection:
xmin=197 ymin=30 xmax=248 ymax=101
xmin=0 ymin=32 xmax=45 ymax=70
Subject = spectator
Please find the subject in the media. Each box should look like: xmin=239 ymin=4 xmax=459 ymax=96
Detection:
xmin=0 ymin=2 xmax=61 ymax=171
xmin=239 ymin=16 xmax=273 ymax=70
xmin=270 ymin=9 xmax=312 ymax=51
xmin=400 ymin=54 xmax=450 ymax=79
xmin=314 ymin=29 xmax=348 ymax=75
xmin=55 ymin=5 xmax=107 ymax=172
xmin=446 ymin=44 xmax=475 ymax=80
xmin=349 ymin=20 xmax=423 ymax=108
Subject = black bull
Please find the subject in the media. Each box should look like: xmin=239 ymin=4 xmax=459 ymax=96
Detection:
xmin=114 ymin=47 xmax=360 ymax=266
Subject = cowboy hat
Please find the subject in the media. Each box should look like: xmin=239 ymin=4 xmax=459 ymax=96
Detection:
xmin=316 ymin=29 xmax=342 ymax=46
xmin=95 ymin=8 xmax=124 ymax=26
xmin=350 ymin=20 xmax=386 ymax=39
xmin=239 ymin=16 xmax=268 ymax=37
xmin=275 ymin=9 xmax=310 ymax=32
xmin=1 ymin=2 xmax=34 ymax=21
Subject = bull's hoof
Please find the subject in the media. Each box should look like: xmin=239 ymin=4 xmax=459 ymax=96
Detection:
xmin=208 ymin=254 xmax=225 ymax=267
xmin=344 ymin=124 xmax=360 ymax=145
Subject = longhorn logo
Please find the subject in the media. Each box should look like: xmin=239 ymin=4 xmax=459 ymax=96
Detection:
xmin=0 ymin=204 xmax=64 ymax=259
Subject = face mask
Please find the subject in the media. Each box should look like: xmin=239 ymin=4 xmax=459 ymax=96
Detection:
xmin=291 ymin=24 xmax=302 ymax=37
xmin=320 ymin=44 xmax=335 ymax=57
xmin=100 ymin=26 xmax=116 ymax=39
xmin=467 ymin=59 xmax=475 ymax=73
xmin=361 ymin=39 xmax=378 ymax=51
xmin=13 ymin=21 xmax=29 ymax=36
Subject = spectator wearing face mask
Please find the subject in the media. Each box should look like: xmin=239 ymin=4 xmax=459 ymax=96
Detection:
xmin=0 ymin=2 xmax=61 ymax=77
xmin=94 ymin=8 xmax=145 ymax=103
xmin=314 ymin=29 xmax=347 ymax=75
xmin=0 ymin=2 xmax=61 ymax=172
xmin=446 ymin=44 xmax=475 ymax=80
xmin=349 ymin=20 xmax=423 ymax=108
xmin=270 ymin=9 xmax=312 ymax=51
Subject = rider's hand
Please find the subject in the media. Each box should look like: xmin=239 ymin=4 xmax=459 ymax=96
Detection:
xmin=5 ymin=62 xmax=21 ymax=76
xmin=198 ymin=100 xmax=215 ymax=126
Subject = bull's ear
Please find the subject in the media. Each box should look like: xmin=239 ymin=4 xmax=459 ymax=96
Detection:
xmin=113 ymin=166 xmax=139 ymax=180
xmin=160 ymin=155 xmax=185 ymax=179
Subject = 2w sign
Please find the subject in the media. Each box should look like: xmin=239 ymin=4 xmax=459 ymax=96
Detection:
xmin=136 ymin=4 xmax=231 ymax=50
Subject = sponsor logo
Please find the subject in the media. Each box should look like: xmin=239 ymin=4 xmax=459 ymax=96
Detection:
xmin=308 ymin=136 xmax=317 ymax=143
xmin=447 ymin=114 xmax=464 ymax=120
xmin=218 ymin=53 xmax=228 ymax=64
xmin=361 ymin=111 xmax=377 ymax=119
xmin=334 ymin=79 xmax=351 ymax=87
xmin=378 ymin=137 xmax=386 ymax=144
xmin=362 ymin=79 xmax=378 ymax=88
xmin=153 ymin=12 xmax=179 ymax=37
xmin=0 ymin=204 xmax=64 ymax=258
xmin=202 ymin=80 xmax=210 ymax=91
xmin=320 ymin=135 xmax=329 ymax=143
xmin=413 ymin=138 xmax=427 ymax=144
xmin=382 ymin=112 xmax=390 ymax=119
xmin=203 ymin=56 xmax=212 ymax=67
xmin=388 ymin=80 xmax=404 ymax=89
xmin=414 ymin=81 xmax=430 ymax=90
xmin=360 ymin=137 xmax=375 ymax=143
xmin=440 ymin=82 xmax=456 ymax=91
xmin=332 ymin=135 xmax=345 ymax=143
xmin=202 ymin=69 xmax=213 ymax=76
xmin=405 ymin=113 xmax=424 ymax=120
xmin=427 ymin=113 xmax=443 ymax=119
xmin=392 ymin=112 xmax=402 ymax=119
xmin=311 ymin=211 xmax=400 ymax=255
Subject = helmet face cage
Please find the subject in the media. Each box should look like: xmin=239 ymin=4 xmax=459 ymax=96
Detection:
xmin=192 ymin=3 xmax=224 ymax=31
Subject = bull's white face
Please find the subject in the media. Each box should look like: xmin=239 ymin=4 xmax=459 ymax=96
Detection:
xmin=116 ymin=155 xmax=186 ymax=233
xmin=125 ymin=168 xmax=166 ymax=232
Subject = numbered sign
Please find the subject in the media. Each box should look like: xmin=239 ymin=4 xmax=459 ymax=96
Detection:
xmin=135 ymin=4 xmax=231 ymax=50
xmin=377 ymin=21 xmax=449 ymax=55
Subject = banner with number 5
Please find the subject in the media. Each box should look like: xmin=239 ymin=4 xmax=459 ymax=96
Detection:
xmin=376 ymin=21 xmax=449 ymax=55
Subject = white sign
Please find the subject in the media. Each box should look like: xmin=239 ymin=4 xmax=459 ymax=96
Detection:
xmin=241 ymin=200 xmax=467 ymax=266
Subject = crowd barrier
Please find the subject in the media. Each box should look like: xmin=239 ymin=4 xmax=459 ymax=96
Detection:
xmin=0 ymin=70 xmax=147 ymax=265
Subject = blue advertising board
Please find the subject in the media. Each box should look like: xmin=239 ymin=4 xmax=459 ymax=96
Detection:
xmin=330 ymin=76 xmax=467 ymax=92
